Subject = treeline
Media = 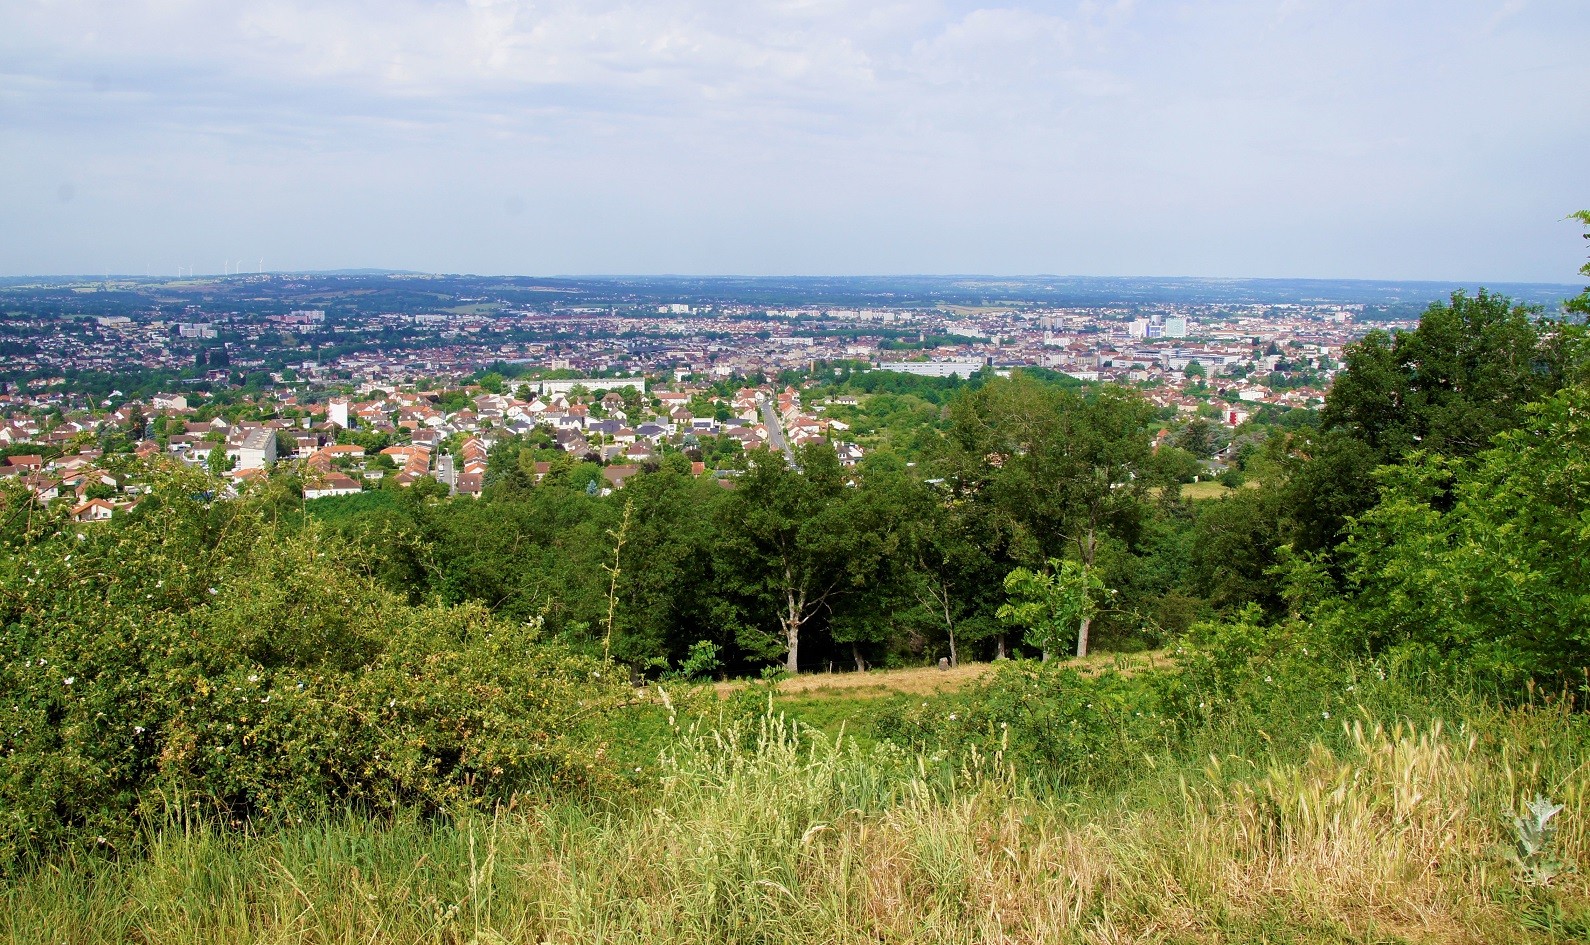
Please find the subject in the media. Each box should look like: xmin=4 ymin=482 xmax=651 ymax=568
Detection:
xmin=281 ymin=290 xmax=1586 ymax=685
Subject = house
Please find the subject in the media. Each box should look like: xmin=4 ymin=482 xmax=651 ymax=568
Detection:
xmin=303 ymin=473 xmax=363 ymax=500
xmin=70 ymin=498 xmax=116 ymax=522
xmin=5 ymin=455 xmax=45 ymax=472
xmin=602 ymin=464 xmax=641 ymax=490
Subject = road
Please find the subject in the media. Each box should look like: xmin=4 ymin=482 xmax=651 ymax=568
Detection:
xmin=760 ymin=400 xmax=798 ymax=466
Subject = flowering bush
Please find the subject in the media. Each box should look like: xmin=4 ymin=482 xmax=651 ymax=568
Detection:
xmin=0 ymin=473 xmax=625 ymax=868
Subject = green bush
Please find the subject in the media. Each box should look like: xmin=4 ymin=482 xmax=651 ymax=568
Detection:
xmin=0 ymin=472 xmax=626 ymax=869
xmin=873 ymin=659 xmax=1171 ymax=790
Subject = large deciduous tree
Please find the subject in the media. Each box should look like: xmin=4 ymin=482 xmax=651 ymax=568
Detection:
xmin=940 ymin=376 xmax=1159 ymax=657
xmin=719 ymin=444 xmax=892 ymax=673
xmin=1289 ymin=288 xmax=1584 ymax=554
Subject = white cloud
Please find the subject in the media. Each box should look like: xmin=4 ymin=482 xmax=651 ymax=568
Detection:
xmin=0 ymin=0 xmax=1586 ymax=279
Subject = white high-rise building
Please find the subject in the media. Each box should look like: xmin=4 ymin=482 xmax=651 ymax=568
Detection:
xmin=1164 ymin=316 xmax=1189 ymax=338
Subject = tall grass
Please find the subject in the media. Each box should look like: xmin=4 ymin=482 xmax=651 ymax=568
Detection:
xmin=4 ymin=701 xmax=1587 ymax=944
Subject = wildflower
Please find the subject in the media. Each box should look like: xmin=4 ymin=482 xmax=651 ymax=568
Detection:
xmin=948 ymin=713 xmax=957 ymax=721
xmin=1322 ymin=711 xmax=1330 ymax=720
xmin=208 ymin=587 xmax=218 ymax=595
xmin=134 ymin=726 xmax=145 ymax=734
xmin=63 ymin=676 xmax=75 ymax=686
xmin=1264 ymin=675 xmax=1273 ymax=683
xmin=247 ymin=674 xmax=259 ymax=683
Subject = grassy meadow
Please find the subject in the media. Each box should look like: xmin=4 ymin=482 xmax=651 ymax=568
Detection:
xmin=5 ymin=663 xmax=1588 ymax=945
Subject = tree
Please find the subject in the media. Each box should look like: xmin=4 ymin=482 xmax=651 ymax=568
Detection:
xmin=1175 ymin=418 xmax=1218 ymax=457
xmin=997 ymin=559 xmax=1107 ymax=661
xmin=1567 ymin=210 xmax=1590 ymax=318
xmin=1340 ymin=383 xmax=1590 ymax=684
xmin=718 ymin=444 xmax=889 ymax=673
xmin=887 ymin=477 xmax=1005 ymax=667
xmin=936 ymin=375 xmax=1159 ymax=657
xmin=207 ymin=445 xmax=234 ymax=475
xmin=1323 ymin=289 xmax=1575 ymax=460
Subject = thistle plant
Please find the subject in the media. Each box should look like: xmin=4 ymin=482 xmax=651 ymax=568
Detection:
xmin=1507 ymin=794 xmax=1567 ymax=887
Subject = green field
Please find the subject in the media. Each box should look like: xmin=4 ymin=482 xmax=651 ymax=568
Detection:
xmin=6 ymin=659 xmax=1587 ymax=945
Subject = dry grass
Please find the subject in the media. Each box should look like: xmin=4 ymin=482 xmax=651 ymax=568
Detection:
xmin=712 ymin=651 xmax=1166 ymax=700
xmin=6 ymin=710 xmax=1584 ymax=944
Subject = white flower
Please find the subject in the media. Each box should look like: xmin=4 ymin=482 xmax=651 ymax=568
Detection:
xmin=247 ymin=674 xmax=259 ymax=683
xmin=1264 ymin=675 xmax=1273 ymax=683
xmin=208 ymin=587 xmax=218 ymax=595
xmin=1322 ymin=711 xmax=1330 ymax=719
xmin=63 ymin=676 xmax=75 ymax=686
xmin=948 ymin=713 xmax=957 ymax=721
xmin=133 ymin=726 xmax=145 ymax=734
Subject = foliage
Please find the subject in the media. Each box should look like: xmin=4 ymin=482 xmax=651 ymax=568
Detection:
xmin=1509 ymin=795 xmax=1569 ymax=887
xmin=996 ymin=559 xmax=1106 ymax=660
xmin=1339 ymin=383 xmax=1590 ymax=685
xmin=0 ymin=472 xmax=625 ymax=868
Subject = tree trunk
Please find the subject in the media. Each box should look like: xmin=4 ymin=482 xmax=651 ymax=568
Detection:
xmin=852 ymin=642 xmax=866 ymax=673
xmin=995 ymin=632 xmax=1008 ymax=660
xmin=942 ymin=594 xmax=958 ymax=667
xmin=1076 ymin=529 xmax=1097 ymax=659
xmin=785 ymin=615 xmax=800 ymax=673
xmin=784 ymin=570 xmax=803 ymax=674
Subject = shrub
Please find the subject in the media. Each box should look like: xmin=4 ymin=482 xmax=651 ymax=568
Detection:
xmin=873 ymin=659 xmax=1170 ymax=790
xmin=0 ymin=475 xmax=626 ymax=869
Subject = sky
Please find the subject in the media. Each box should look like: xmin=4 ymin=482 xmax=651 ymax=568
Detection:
xmin=2 ymin=0 xmax=1587 ymax=281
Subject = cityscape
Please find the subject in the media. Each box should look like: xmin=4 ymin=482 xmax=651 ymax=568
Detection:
xmin=3 ymin=270 xmax=1580 ymax=514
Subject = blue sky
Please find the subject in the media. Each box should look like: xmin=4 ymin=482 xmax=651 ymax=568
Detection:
xmin=3 ymin=0 xmax=1586 ymax=281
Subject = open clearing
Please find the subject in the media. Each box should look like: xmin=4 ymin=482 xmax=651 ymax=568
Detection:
xmin=713 ymin=649 xmax=1167 ymax=700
